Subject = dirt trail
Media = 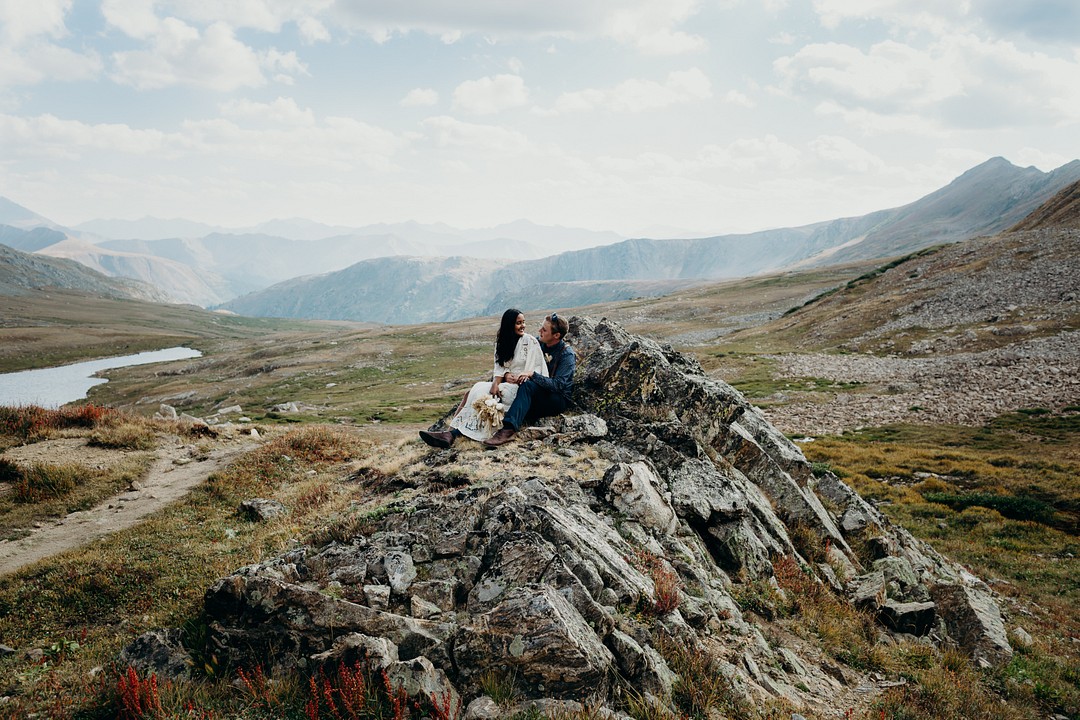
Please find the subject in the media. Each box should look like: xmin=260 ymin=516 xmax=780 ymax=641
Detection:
xmin=0 ymin=438 xmax=256 ymax=576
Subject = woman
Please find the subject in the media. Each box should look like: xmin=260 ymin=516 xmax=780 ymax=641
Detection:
xmin=419 ymin=308 xmax=548 ymax=447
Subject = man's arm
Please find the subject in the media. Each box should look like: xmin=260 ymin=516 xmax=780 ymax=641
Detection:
xmin=529 ymin=347 xmax=575 ymax=398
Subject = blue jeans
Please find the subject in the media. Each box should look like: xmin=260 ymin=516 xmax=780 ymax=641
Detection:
xmin=502 ymin=379 xmax=568 ymax=430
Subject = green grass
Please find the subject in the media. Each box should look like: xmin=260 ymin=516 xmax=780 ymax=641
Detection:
xmin=803 ymin=415 xmax=1080 ymax=719
xmin=0 ymin=454 xmax=153 ymax=539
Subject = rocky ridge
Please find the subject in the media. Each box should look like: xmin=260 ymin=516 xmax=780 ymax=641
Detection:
xmin=125 ymin=317 xmax=1014 ymax=717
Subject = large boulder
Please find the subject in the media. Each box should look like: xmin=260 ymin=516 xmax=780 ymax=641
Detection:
xmin=153 ymin=316 xmax=1012 ymax=715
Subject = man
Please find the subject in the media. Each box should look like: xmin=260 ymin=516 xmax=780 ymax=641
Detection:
xmin=483 ymin=313 xmax=575 ymax=448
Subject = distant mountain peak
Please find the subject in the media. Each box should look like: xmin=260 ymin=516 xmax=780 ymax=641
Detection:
xmin=0 ymin=196 xmax=60 ymax=230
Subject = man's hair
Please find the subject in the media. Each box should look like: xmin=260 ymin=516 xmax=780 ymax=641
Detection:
xmin=547 ymin=313 xmax=569 ymax=339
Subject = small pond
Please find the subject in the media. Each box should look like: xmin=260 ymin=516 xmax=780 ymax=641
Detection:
xmin=0 ymin=347 xmax=202 ymax=409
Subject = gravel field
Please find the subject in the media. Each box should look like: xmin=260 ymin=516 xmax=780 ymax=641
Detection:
xmin=761 ymin=330 xmax=1080 ymax=435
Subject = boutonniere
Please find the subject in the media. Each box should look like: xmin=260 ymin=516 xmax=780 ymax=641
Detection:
xmin=544 ymin=353 xmax=552 ymax=363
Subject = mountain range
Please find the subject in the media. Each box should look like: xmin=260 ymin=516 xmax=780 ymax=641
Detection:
xmin=2 ymin=156 xmax=1078 ymax=323
xmin=222 ymin=157 xmax=1080 ymax=323
xmin=0 ymin=240 xmax=167 ymax=302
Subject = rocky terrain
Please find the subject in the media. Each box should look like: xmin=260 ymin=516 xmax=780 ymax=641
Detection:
xmin=763 ymin=330 xmax=1080 ymax=435
xmin=729 ymin=193 xmax=1080 ymax=435
xmin=123 ymin=317 xmax=1015 ymax=718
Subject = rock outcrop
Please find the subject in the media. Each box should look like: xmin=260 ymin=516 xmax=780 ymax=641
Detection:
xmin=138 ymin=316 xmax=1012 ymax=714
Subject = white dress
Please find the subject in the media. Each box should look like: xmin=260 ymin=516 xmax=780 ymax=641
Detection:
xmin=450 ymin=333 xmax=548 ymax=441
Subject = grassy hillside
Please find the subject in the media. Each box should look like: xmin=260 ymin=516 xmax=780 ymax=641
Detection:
xmin=0 ymin=289 xmax=361 ymax=373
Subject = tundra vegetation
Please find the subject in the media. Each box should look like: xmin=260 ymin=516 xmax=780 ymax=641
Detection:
xmin=0 ymin=256 xmax=1076 ymax=719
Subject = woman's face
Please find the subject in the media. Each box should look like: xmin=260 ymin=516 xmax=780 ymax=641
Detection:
xmin=514 ymin=314 xmax=526 ymax=336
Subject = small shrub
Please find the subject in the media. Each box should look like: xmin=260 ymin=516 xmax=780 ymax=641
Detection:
xmin=0 ymin=404 xmax=117 ymax=441
xmin=304 ymin=660 xmax=419 ymax=720
xmin=89 ymin=422 xmax=157 ymax=450
xmin=0 ymin=456 xmax=20 ymax=483
xmin=13 ymin=462 xmax=83 ymax=503
xmin=0 ymin=405 xmax=54 ymax=440
xmin=954 ymin=505 xmax=1005 ymax=528
xmin=788 ymin=523 xmax=828 ymax=564
xmin=630 ymin=549 xmax=681 ymax=615
xmin=429 ymin=688 xmax=462 ymax=720
xmin=731 ymin=577 xmax=790 ymax=621
xmin=624 ymin=688 xmax=670 ymax=720
xmin=60 ymin=403 xmax=117 ymax=427
xmin=923 ymin=491 xmax=1055 ymax=525
xmin=237 ymin=664 xmax=275 ymax=710
xmin=478 ymin=668 xmax=517 ymax=705
xmin=296 ymin=482 xmax=333 ymax=512
xmin=116 ymin=667 xmax=162 ymax=720
xmin=659 ymin=638 xmax=749 ymax=720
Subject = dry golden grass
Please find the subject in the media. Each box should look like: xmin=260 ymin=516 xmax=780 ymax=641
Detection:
xmin=803 ymin=422 xmax=1080 ymax=720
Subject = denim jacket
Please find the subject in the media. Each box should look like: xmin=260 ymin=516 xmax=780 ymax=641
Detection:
xmin=530 ymin=340 xmax=575 ymax=402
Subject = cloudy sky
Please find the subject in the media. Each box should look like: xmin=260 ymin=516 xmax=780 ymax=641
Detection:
xmin=1 ymin=0 xmax=1078 ymax=237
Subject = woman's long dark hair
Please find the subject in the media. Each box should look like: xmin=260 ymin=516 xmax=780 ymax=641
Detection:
xmin=495 ymin=308 xmax=523 ymax=366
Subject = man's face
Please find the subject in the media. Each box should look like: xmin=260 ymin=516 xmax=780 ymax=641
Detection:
xmin=538 ymin=319 xmax=556 ymax=346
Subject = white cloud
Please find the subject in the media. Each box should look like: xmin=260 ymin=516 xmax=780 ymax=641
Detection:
xmin=329 ymin=0 xmax=705 ymax=54
xmin=101 ymin=1 xmax=337 ymax=41
xmin=0 ymin=42 xmax=102 ymax=86
xmin=697 ymin=135 xmax=802 ymax=172
xmin=166 ymin=0 xmax=336 ymax=33
xmin=814 ymin=101 xmax=944 ymax=136
xmin=723 ymin=89 xmax=755 ymax=108
xmin=0 ymin=0 xmax=71 ymax=43
xmin=811 ymin=0 xmax=965 ymax=34
xmin=261 ymin=48 xmax=308 ymax=80
xmin=775 ymin=41 xmax=960 ymax=109
xmin=810 ymin=135 xmax=885 ymax=172
xmin=551 ymin=68 xmax=711 ymax=114
xmin=0 ymin=107 xmax=407 ymax=178
xmin=452 ymin=74 xmax=529 ymax=115
xmin=422 ymin=115 xmax=532 ymax=154
xmin=0 ymin=112 xmax=190 ymax=159
xmin=111 ymin=19 xmax=266 ymax=91
xmin=605 ymin=0 xmax=705 ymax=54
xmin=101 ymin=0 xmax=159 ymax=39
xmin=1011 ymin=146 xmax=1073 ymax=171
xmin=297 ymin=16 xmax=330 ymax=43
xmin=775 ymin=34 xmax=1080 ymax=127
xmin=220 ymin=97 xmax=315 ymax=125
xmin=0 ymin=0 xmax=102 ymax=87
xmin=401 ymin=88 xmax=438 ymax=107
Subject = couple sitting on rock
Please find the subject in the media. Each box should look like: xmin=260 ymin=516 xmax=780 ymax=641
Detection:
xmin=419 ymin=309 xmax=575 ymax=449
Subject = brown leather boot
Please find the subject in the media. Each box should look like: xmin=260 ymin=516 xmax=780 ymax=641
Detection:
xmin=483 ymin=427 xmax=516 ymax=448
xmin=419 ymin=429 xmax=455 ymax=448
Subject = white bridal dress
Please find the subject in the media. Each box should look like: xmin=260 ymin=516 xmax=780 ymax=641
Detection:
xmin=450 ymin=333 xmax=548 ymax=441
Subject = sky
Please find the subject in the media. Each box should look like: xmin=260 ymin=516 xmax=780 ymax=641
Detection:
xmin=0 ymin=0 xmax=1078 ymax=238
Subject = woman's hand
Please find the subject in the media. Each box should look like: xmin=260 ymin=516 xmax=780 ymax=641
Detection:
xmin=490 ymin=380 xmax=501 ymax=396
